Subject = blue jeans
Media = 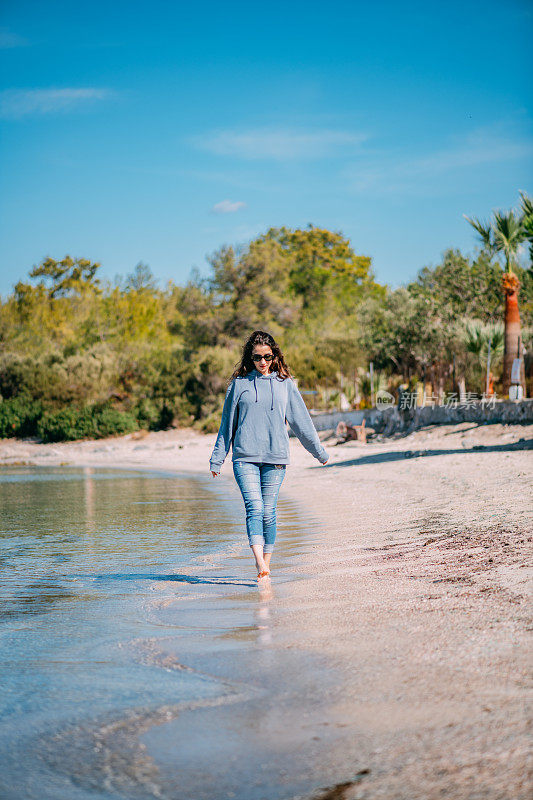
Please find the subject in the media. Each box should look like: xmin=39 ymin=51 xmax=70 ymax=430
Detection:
xmin=232 ymin=461 xmax=286 ymax=553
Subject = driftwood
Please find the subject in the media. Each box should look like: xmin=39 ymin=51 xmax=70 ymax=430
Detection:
xmin=335 ymin=418 xmax=374 ymax=444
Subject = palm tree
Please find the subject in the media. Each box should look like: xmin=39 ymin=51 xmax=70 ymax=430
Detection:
xmin=462 ymin=319 xmax=504 ymax=393
xmin=520 ymin=191 xmax=533 ymax=266
xmin=464 ymin=203 xmax=527 ymax=396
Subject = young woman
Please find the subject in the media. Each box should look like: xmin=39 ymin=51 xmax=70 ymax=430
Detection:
xmin=210 ymin=330 xmax=329 ymax=581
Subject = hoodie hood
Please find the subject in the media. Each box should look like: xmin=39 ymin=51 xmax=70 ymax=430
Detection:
xmin=252 ymin=368 xmax=277 ymax=410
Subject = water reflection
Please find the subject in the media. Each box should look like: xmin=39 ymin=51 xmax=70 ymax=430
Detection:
xmin=0 ymin=465 xmax=325 ymax=800
xmin=255 ymin=599 xmax=274 ymax=645
xmin=87 ymin=571 xmax=256 ymax=587
xmin=0 ymin=465 xmax=246 ymax=619
xmin=84 ymin=465 xmax=95 ymax=533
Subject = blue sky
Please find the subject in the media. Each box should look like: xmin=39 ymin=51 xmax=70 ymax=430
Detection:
xmin=1 ymin=0 xmax=532 ymax=296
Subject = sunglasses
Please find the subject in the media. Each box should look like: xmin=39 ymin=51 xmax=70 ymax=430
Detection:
xmin=252 ymin=353 xmax=274 ymax=362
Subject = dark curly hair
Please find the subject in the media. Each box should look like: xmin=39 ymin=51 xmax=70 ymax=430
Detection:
xmin=230 ymin=330 xmax=293 ymax=382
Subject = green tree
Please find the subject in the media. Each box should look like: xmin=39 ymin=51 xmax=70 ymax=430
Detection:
xmin=206 ymin=235 xmax=301 ymax=345
xmin=465 ymin=201 xmax=528 ymax=394
xmin=264 ymin=224 xmax=377 ymax=310
xmin=125 ymin=262 xmax=158 ymax=292
xmin=23 ymin=255 xmax=101 ymax=298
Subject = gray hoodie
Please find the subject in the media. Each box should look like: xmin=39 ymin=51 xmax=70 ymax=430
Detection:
xmin=209 ymin=368 xmax=328 ymax=470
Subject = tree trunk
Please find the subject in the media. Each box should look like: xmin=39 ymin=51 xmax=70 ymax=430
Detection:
xmin=502 ymin=273 xmax=526 ymax=396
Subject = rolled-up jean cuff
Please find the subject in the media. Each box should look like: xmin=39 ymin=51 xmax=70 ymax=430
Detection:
xmin=263 ymin=545 xmax=274 ymax=554
xmin=249 ymin=535 xmax=265 ymax=547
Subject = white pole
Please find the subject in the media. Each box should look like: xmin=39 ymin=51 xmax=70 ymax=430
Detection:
xmin=485 ymin=338 xmax=491 ymax=396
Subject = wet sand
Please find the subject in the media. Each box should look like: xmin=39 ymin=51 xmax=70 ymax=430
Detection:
xmin=2 ymin=421 xmax=532 ymax=799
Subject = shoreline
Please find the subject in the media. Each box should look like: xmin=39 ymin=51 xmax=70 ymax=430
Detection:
xmin=2 ymin=422 xmax=532 ymax=799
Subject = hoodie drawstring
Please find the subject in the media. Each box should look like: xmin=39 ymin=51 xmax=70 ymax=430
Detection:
xmin=253 ymin=371 xmax=274 ymax=410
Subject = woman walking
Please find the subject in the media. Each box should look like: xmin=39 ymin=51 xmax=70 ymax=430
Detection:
xmin=210 ymin=330 xmax=329 ymax=581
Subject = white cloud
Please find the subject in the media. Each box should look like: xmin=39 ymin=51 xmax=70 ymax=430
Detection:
xmin=345 ymin=127 xmax=533 ymax=195
xmin=211 ymin=199 xmax=246 ymax=214
xmin=0 ymin=87 xmax=112 ymax=119
xmin=0 ymin=28 xmax=29 ymax=48
xmin=193 ymin=127 xmax=367 ymax=160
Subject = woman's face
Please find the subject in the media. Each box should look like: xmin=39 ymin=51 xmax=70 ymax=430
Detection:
xmin=251 ymin=344 xmax=274 ymax=375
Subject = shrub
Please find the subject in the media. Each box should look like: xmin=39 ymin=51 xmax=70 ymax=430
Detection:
xmin=0 ymin=346 xmax=121 ymax=405
xmin=90 ymin=406 xmax=139 ymax=438
xmin=134 ymin=398 xmax=162 ymax=430
xmin=37 ymin=407 xmax=94 ymax=442
xmin=133 ymin=398 xmax=178 ymax=430
xmin=0 ymin=396 xmax=43 ymax=438
xmin=37 ymin=403 xmax=139 ymax=442
xmin=196 ymin=411 xmax=222 ymax=434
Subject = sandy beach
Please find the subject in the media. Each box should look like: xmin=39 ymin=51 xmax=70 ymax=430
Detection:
xmin=2 ymin=421 xmax=532 ymax=800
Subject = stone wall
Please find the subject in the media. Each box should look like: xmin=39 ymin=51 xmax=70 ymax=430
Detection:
xmin=301 ymin=400 xmax=533 ymax=438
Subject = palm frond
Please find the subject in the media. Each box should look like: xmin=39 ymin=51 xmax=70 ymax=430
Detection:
xmin=492 ymin=209 xmax=524 ymax=242
xmin=462 ymin=319 xmax=504 ymax=366
xmin=519 ymin=191 xmax=533 ymax=266
xmin=492 ymin=209 xmax=526 ymax=271
xmin=519 ymin=190 xmax=533 ymax=218
xmin=487 ymin=325 xmax=504 ymax=352
xmin=463 ymin=319 xmax=485 ymax=356
xmin=463 ymin=215 xmax=494 ymax=251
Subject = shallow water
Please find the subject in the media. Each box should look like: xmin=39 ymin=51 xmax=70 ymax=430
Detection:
xmin=0 ymin=465 xmax=355 ymax=800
